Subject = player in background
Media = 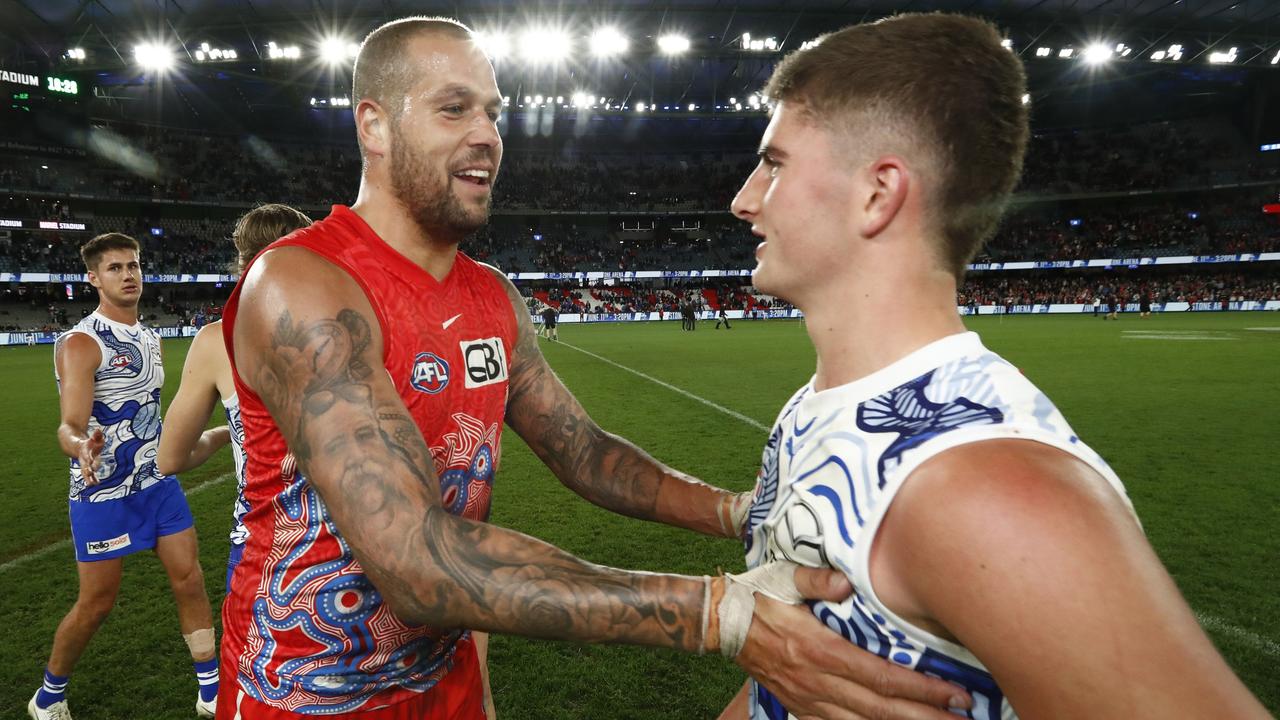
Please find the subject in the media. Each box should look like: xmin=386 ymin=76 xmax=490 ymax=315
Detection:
xmin=31 ymin=233 xmax=224 ymax=720
xmin=216 ymin=16 xmax=972 ymax=720
xmin=539 ymin=305 xmax=559 ymax=341
xmin=722 ymin=13 xmax=1270 ymax=719
xmin=156 ymin=204 xmax=312 ymax=592
xmin=715 ymin=306 xmax=733 ymax=330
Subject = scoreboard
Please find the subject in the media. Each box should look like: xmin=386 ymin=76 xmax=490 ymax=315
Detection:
xmin=2 ymin=66 xmax=83 ymax=113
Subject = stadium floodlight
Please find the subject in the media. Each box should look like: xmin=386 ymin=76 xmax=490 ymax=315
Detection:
xmin=519 ymin=28 xmax=571 ymax=64
xmin=747 ymin=94 xmax=761 ymax=109
xmin=1150 ymin=44 xmax=1183 ymax=62
xmin=741 ymin=33 xmax=779 ymax=52
xmin=1035 ymin=47 xmax=1052 ymax=58
xmin=1021 ymin=93 xmax=1031 ymax=105
xmin=1001 ymin=38 xmax=1014 ymax=51
xmin=1208 ymin=47 xmax=1238 ymax=64
xmin=134 ymin=43 xmax=174 ymax=71
xmin=1083 ymin=43 xmax=1113 ymax=65
xmin=474 ymin=30 xmax=510 ymax=60
xmin=1058 ymin=48 xmax=1074 ymax=59
xmin=66 ymin=47 xmax=86 ymax=61
xmin=266 ymin=41 xmax=301 ymax=60
xmin=688 ymin=103 xmax=697 ymax=111
xmin=589 ymin=27 xmax=629 ymax=57
xmin=635 ymin=101 xmax=647 ymax=113
xmin=1116 ymin=43 xmax=1132 ymax=57
xmin=657 ymin=34 xmax=691 ymax=55
xmin=799 ymin=39 xmax=820 ymax=51
xmin=319 ymin=36 xmax=359 ymax=65
xmin=194 ymin=42 xmax=238 ymax=62
xmin=1272 ymin=50 xmax=1280 ymax=65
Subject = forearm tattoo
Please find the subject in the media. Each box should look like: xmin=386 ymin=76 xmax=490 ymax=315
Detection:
xmin=504 ymin=288 xmax=737 ymax=535
xmin=250 ymin=307 xmax=705 ymax=650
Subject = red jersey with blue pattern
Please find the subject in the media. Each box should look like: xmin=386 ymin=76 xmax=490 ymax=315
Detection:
xmin=219 ymin=205 xmax=517 ymax=714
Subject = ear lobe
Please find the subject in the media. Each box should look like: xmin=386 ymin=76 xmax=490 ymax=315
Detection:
xmin=861 ymin=158 xmax=909 ymax=239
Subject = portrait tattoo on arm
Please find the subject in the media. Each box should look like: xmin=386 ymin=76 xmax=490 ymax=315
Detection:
xmin=247 ymin=303 xmax=709 ymax=650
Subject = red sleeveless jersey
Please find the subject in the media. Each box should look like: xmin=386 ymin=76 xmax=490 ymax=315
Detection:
xmin=219 ymin=205 xmax=516 ymax=714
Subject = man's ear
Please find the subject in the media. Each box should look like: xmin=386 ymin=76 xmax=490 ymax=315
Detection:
xmin=856 ymin=155 xmax=910 ymax=240
xmin=355 ymin=99 xmax=391 ymax=161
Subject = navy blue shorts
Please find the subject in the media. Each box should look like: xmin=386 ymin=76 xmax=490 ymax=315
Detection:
xmin=68 ymin=479 xmax=195 ymax=562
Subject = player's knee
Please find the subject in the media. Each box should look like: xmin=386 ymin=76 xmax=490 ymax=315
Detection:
xmin=170 ymin=563 xmax=206 ymax=597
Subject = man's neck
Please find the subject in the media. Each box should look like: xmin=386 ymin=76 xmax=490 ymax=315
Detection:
xmin=800 ymin=267 xmax=966 ymax=393
xmin=95 ymin=301 xmax=138 ymax=326
xmin=352 ymin=181 xmax=460 ymax=283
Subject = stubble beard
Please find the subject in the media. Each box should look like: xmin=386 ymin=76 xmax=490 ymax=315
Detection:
xmin=389 ymin=132 xmax=490 ymax=243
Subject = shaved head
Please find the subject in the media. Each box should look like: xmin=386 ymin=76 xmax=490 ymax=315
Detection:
xmin=352 ymin=16 xmax=475 ymax=152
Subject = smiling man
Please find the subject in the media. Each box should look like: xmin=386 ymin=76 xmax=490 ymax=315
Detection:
xmin=724 ymin=12 xmax=1270 ymax=720
xmin=215 ymin=15 xmax=976 ymax=720
xmin=31 ymin=233 xmax=222 ymax=720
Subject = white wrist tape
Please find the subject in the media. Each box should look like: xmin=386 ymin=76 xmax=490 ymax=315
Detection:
xmin=728 ymin=492 xmax=753 ymax=535
xmin=717 ymin=561 xmax=804 ymax=658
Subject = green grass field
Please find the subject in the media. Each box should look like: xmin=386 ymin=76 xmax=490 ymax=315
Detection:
xmin=1 ymin=312 xmax=1277 ymax=717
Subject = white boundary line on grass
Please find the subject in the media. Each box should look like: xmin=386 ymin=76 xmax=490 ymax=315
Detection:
xmin=558 ymin=340 xmax=1280 ymax=660
xmin=0 ymin=472 xmax=235 ymax=574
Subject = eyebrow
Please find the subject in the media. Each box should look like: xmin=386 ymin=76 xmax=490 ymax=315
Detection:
xmin=757 ymin=145 xmax=789 ymax=160
xmin=433 ymin=83 xmax=502 ymax=109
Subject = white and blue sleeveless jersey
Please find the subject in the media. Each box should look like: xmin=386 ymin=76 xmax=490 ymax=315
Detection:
xmin=55 ymin=312 xmax=173 ymax=502
xmin=224 ymin=393 xmax=249 ymax=546
xmin=744 ymin=332 xmax=1134 ymax=720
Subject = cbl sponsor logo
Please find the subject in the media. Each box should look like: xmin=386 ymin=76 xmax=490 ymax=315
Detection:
xmin=411 ymin=352 xmax=450 ymax=394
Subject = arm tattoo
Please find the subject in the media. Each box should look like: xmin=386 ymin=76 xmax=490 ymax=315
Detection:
xmin=502 ymin=282 xmax=739 ymax=536
xmin=249 ymin=304 xmax=706 ymax=650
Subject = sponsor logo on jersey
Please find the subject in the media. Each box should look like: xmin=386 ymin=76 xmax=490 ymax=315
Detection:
xmin=460 ymin=338 xmax=508 ymax=389
xmin=110 ymin=353 xmax=132 ymax=368
xmin=86 ymin=532 xmax=131 ymax=555
xmin=411 ymin=352 xmax=451 ymax=394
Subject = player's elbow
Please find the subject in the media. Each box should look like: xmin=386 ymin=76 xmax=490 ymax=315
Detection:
xmin=156 ymin=456 xmax=181 ymax=477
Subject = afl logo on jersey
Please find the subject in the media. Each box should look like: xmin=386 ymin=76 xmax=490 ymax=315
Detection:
xmin=411 ymin=352 xmax=451 ymax=394
xmin=110 ymin=353 xmax=132 ymax=369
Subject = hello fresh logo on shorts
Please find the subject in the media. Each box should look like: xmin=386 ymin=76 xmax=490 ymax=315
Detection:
xmin=86 ymin=532 xmax=131 ymax=555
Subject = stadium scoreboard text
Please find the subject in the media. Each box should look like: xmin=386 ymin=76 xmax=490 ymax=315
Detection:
xmin=2 ymin=66 xmax=81 ymax=97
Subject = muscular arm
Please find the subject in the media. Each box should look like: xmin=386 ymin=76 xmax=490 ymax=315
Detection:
xmin=157 ymin=324 xmax=230 ymax=475
xmin=875 ymin=440 xmax=1270 ymax=719
xmin=55 ymin=333 xmax=103 ymax=476
xmin=488 ymin=267 xmax=749 ymax=538
xmin=235 ymin=248 xmax=712 ymax=649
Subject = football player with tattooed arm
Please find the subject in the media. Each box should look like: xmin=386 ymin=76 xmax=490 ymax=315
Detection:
xmin=214 ymin=15 xmax=972 ymax=720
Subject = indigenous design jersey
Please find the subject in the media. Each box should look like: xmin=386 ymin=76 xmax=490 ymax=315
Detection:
xmin=55 ymin=312 xmax=172 ymax=502
xmin=225 ymin=393 xmax=249 ymax=546
xmin=743 ymin=332 xmax=1135 ymax=720
xmin=221 ymin=205 xmax=517 ymax=713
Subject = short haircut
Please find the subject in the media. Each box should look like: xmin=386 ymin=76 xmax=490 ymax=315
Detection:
xmin=352 ymin=16 xmax=475 ymax=154
xmin=80 ymin=233 xmax=139 ymax=273
xmin=764 ymin=13 xmax=1030 ymax=279
xmin=232 ymin=203 xmax=313 ymax=272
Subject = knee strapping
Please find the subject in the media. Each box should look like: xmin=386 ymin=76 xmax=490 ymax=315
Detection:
xmin=183 ymin=627 xmax=216 ymax=658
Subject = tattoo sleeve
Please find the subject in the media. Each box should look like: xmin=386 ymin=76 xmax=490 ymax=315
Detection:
xmin=499 ymin=275 xmax=745 ymax=538
xmin=249 ymin=304 xmax=708 ymax=650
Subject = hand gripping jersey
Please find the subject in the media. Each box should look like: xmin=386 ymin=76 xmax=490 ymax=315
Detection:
xmin=220 ymin=206 xmax=517 ymax=713
xmin=744 ymin=332 xmax=1136 ymax=720
xmin=55 ymin=312 xmax=172 ymax=501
